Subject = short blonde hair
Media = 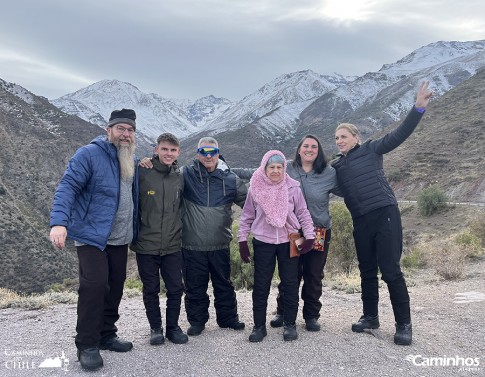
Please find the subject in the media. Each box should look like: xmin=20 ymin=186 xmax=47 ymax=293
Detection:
xmin=336 ymin=123 xmax=361 ymax=143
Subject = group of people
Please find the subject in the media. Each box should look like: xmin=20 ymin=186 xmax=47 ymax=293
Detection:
xmin=49 ymin=82 xmax=432 ymax=371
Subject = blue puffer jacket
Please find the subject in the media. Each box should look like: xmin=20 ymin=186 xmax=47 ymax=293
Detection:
xmin=50 ymin=136 xmax=139 ymax=250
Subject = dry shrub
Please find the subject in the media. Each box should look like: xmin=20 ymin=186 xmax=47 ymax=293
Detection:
xmin=454 ymin=230 xmax=484 ymax=258
xmin=0 ymin=287 xmax=77 ymax=310
xmin=468 ymin=212 xmax=485 ymax=247
xmin=419 ymin=238 xmax=467 ymax=280
xmin=328 ymin=270 xmax=362 ymax=294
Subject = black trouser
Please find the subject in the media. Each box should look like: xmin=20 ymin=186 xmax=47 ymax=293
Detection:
xmin=275 ymin=229 xmax=332 ymax=320
xmin=353 ymin=205 xmax=411 ymax=324
xmin=182 ymin=248 xmax=239 ymax=327
xmin=136 ymin=251 xmax=184 ymax=330
xmin=75 ymin=244 xmax=127 ymax=351
xmin=252 ymin=239 xmax=299 ymax=326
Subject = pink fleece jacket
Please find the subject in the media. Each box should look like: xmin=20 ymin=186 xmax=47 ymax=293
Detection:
xmin=238 ymin=150 xmax=314 ymax=244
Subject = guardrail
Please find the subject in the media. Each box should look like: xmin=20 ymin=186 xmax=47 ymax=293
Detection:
xmin=330 ymin=198 xmax=485 ymax=207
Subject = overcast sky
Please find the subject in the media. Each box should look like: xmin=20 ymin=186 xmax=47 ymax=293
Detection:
xmin=1 ymin=0 xmax=484 ymax=101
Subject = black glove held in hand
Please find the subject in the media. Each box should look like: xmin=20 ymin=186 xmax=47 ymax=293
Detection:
xmin=299 ymin=239 xmax=315 ymax=255
xmin=239 ymin=241 xmax=251 ymax=263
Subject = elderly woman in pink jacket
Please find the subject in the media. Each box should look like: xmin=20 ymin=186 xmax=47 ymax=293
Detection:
xmin=238 ymin=150 xmax=314 ymax=343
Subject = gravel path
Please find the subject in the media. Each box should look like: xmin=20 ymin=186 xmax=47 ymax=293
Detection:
xmin=1 ymin=258 xmax=484 ymax=377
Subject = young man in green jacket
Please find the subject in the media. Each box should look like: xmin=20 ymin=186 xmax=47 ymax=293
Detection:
xmin=131 ymin=133 xmax=188 ymax=345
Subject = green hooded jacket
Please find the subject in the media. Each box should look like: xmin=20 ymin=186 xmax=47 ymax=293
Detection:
xmin=131 ymin=156 xmax=184 ymax=255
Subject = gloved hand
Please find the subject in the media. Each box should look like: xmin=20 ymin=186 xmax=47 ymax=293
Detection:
xmin=239 ymin=241 xmax=251 ymax=263
xmin=298 ymin=239 xmax=315 ymax=255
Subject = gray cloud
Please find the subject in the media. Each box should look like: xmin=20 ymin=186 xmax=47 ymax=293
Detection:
xmin=1 ymin=0 xmax=484 ymax=100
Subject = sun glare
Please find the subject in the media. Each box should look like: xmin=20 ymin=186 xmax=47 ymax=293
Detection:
xmin=321 ymin=0 xmax=377 ymax=22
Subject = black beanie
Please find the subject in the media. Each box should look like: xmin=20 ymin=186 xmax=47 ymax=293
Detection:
xmin=107 ymin=108 xmax=136 ymax=129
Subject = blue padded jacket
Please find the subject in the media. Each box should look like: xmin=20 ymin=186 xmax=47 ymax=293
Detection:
xmin=50 ymin=136 xmax=139 ymax=250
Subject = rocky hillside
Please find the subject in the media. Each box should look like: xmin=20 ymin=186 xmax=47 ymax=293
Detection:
xmin=0 ymin=81 xmax=149 ymax=293
xmin=384 ymin=67 xmax=485 ymax=202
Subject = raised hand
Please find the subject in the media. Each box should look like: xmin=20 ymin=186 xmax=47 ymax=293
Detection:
xmin=415 ymin=81 xmax=433 ymax=109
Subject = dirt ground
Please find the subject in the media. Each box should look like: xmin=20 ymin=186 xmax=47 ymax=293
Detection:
xmin=0 ymin=204 xmax=483 ymax=376
xmin=1 ymin=254 xmax=484 ymax=377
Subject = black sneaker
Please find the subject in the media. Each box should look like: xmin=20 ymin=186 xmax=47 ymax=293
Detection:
xmin=248 ymin=326 xmax=267 ymax=342
xmin=166 ymin=327 xmax=189 ymax=344
xmin=305 ymin=318 xmax=321 ymax=332
xmin=283 ymin=323 xmax=298 ymax=341
xmin=99 ymin=336 xmax=133 ymax=352
xmin=219 ymin=320 xmax=245 ymax=331
xmin=270 ymin=314 xmax=284 ymax=328
xmin=351 ymin=315 xmax=380 ymax=332
xmin=187 ymin=324 xmax=205 ymax=336
xmin=77 ymin=347 xmax=103 ymax=371
xmin=394 ymin=323 xmax=412 ymax=345
xmin=150 ymin=328 xmax=165 ymax=345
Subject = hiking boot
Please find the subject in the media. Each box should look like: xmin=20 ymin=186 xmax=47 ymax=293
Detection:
xmin=219 ymin=320 xmax=245 ymax=331
xmin=187 ymin=324 xmax=205 ymax=336
xmin=394 ymin=323 xmax=412 ymax=345
xmin=99 ymin=336 xmax=133 ymax=352
xmin=283 ymin=323 xmax=298 ymax=341
xmin=149 ymin=328 xmax=165 ymax=345
xmin=77 ymin=347 xmax=103 ymax=371
xmin=248 ymin=326 xmax=267 ymax=343
xmin=270 ymin=314 xmax=284 ymax=328
xmin=305 ymin=318 xmax=321 ymax=332
xmin=166 ymin=327 xmax=189 ymax=344
xmin=351 ymin=315 xmax=380 ymax=333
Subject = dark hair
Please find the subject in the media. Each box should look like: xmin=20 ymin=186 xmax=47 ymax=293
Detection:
xmin=157 ymin=132 xmax=180 ymax=146
xmin=293 ymin=134 xmax=327 ymax=174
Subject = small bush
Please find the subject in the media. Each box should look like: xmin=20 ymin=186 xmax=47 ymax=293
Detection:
xmin=417 ymin=185 xmax=448 ymax=217
xmin=124 ymin=278 xmax=144 ymax=291
xmin=327 ymin=202 xmax=357 ymax=275
xmin=328 ymin=270 xmax=362 ymax=293
xmin=420 ymin=239 xmax=466 ymax=280
xmin=47 ymin=278 xmax=79 ymax=293
xmin=454 ymin=230 xmax=484 ymax=258
xmin=230 ymin=223 xmax=255 ymax=290
xmin=0 ymin=287 xmax=77 ymax=309
xmin=468 ymin=212 xmax=485 ymax=247
xmin=401 ymin=247 xmax=427 ymax=269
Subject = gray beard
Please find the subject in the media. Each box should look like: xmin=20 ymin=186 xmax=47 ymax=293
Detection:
xmin=117 ymin=143 xmax=135 ymax=180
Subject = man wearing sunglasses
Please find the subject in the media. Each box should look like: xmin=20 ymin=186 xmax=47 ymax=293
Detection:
xmin=182 ymin=137 xmax=248 ymax=336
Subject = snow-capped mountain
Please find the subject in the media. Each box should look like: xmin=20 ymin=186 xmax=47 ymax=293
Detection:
xmin=52 ymin=80 xmax=232 ymax=140
xmin=298 ymin=40 xmax=485 ymax=147
xmin=52 ymin=71 xmax=351 ymax=143
xmin=201 ymin=70 xmax=353 ymax=137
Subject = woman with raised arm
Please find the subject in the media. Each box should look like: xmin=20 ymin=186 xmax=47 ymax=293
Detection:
xmin=332 ymin=81 xmax=433 ymax=346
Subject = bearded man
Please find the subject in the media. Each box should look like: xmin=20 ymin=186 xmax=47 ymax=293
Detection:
xmin=50 ymin=109 xmax=139 ymax=371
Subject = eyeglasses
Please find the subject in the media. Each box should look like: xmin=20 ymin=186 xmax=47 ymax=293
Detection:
xmin=114 ymin=125 xmax=135 ymax=134
xmin=197 ymin=147 xmax=219 ymax=157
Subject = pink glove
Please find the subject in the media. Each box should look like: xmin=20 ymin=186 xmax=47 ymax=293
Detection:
xmin=239 ymin=241 xmax=251 ymax=263
xmin=298 ymin=239 xmax=315 ymax=255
